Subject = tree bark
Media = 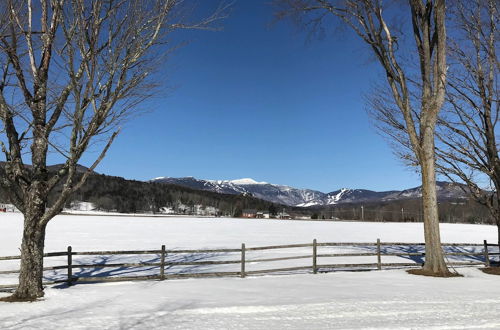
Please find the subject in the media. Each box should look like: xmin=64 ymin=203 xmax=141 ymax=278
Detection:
xmin=420 ymin=126 xmax=449 ymax=274
xmin=12 ymin=210 xmax=47 ymax=300
xmin=11 ymin=181 xmax=48 ymax=300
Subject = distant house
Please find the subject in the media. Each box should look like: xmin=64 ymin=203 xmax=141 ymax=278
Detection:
xmin=278 ymin=211 xmax=292 ymax=220
xmin=256 ymin=211 xmax=270 ymax=219
xmin=242 ymin=209 xmax=257 ymax=218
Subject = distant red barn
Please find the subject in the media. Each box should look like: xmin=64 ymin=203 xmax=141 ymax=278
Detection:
xmin=242 ymin=209 xmax=257 ymax=218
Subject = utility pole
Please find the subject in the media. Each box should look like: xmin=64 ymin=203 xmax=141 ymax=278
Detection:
xmin=361 ymin=205 xmax=364 ymax=221
xmin=401 ymin=208 xmax=404 ymax=221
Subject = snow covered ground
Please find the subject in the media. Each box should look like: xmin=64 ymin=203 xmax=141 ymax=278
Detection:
xmin=1 ymin=213 xmax=500 ymax=329
xmin=2 ymin=268 xmax=500 ymax=329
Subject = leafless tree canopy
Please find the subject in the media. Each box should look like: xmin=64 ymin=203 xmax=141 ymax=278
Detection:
xmin=364 ymin=0 xmax=499 ymax=241
xmin=0 ymin=0 xmax=229 ymax=220
xmin=436 ymin=0 xmax=499 ymax=236
xmin=0 ymin=0 xmax=229 ymax=300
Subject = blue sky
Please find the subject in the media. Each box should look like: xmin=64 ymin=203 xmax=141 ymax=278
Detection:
xmin=89 ymin=0 xmax=422 ymax=193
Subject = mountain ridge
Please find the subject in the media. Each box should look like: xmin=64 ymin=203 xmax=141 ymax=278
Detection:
xmin=151 ymin=176 xmax=469 ymax=207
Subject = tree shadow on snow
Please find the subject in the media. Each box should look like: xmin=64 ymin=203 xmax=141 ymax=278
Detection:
xmin=117 ymin=301 xmax=197 ymax=330
xmin=49 ymin=250 xmax=234 ymax=288
xmin=356 ymin=244 xmax=487 ymax=267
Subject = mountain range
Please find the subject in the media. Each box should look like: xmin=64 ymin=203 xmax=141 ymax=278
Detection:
xmin=151 ymin=177 xmax=469 ymax=207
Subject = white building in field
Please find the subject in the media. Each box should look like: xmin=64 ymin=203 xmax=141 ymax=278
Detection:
xmin=193 ymin=205 xmax=219 ymax=216
xmin=256 ymin=211 xmax=270 ymax=219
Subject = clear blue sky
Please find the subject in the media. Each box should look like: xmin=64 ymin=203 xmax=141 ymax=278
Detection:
xmin=89 ymin=0 xmax=422 ymax=193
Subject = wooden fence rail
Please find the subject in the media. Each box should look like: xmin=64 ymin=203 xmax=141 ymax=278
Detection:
xmin=0 ymin=239 xmax=498 ymax=290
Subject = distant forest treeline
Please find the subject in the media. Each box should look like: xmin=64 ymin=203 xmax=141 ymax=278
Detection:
xmin=68 ymin=173 xmax=285 ymax=215
xmin=304 ymin=198 xmax=492 ymax=225
xmin=0 ymin=170 xmax=283 ymax=216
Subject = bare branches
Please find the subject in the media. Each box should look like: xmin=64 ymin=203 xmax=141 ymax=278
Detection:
xmin=0 ymin=0 xmax=230 ymax=216
xmin=359 ymin=0 xmax=498 ymax=227
xmin=274 ymin=0 xmax=447 ymax=159
xmin=435 ymin=0 xmax=499 ymax=223
xmin=40 ymin=129 xmax=119 ymax=226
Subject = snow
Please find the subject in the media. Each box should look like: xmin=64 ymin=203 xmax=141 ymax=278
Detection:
xmin=327 ymin=188 xmax=351 ymax=204
xmin=1 ymin=213 xmax=499 ymax=329
xmin=2 ymin=268 xmax=500 ymax=329
xmin=228 ymin=178 xmax=268 ymax=185
xmin=296 ymin=201 xmax=321 ymax=207
xmin=2 ymin=213 xmax=495 ymax=256
xmin=204 ymin=178 xmax=268 ymax=185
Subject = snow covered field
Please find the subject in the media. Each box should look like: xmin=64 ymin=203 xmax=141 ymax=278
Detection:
xmin=1 ymin=213 xmax=500 ymax=329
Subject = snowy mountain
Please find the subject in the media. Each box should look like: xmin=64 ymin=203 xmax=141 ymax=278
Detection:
xmin=325 ymin=188 xmax=398 ymax=205
xmin=152 ymin=177 xmax=324 ymax=207
xmin=151 ymin=177 xmax=469 ymax=207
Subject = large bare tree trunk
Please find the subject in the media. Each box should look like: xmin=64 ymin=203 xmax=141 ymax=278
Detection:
xmin=11 ymin=97 xmax=51 ymax=299
xmin=420 ymin=129 xmax=448 ymax=274
xmin=13 ymin=205 xmax=47 ymax=300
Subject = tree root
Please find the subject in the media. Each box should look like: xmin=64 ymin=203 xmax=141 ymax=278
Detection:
xmin=407 ymin=268 xmax=462 ymax=277
xmin=0 ymin=294 xmax=41 ymax=302
xmin=481 ymin=267 xmax=500 ymax=275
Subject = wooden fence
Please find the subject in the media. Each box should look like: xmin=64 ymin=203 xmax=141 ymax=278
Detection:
xmin=0 ymin=239 xmax=498 ymax=290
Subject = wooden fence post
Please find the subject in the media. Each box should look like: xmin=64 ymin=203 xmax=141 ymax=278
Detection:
xmin=313 ymin=239 xmax=317 ymax=274
xmin=376 ymin=239 xmax=381 ymax=270
xmin=483 ymin=240 xmax=490 ymax=267
xmin=160 ymin=245 xmax=166 ymax=280
xmin=67 ymin=246 xmax=73 ymax=286
xmin=241 ymin=243 xmax=246 ymax=278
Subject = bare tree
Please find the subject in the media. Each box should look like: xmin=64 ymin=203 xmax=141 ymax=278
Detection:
xmin=275 ymin=0 xmax=452 ymax=275
xmin=367 ymin=0 xmax=500 ymax=246
xmin=436 ymin=0 xmax=499 ymax=244
xmin=0 ymin=0 xmax=229 ymax=301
